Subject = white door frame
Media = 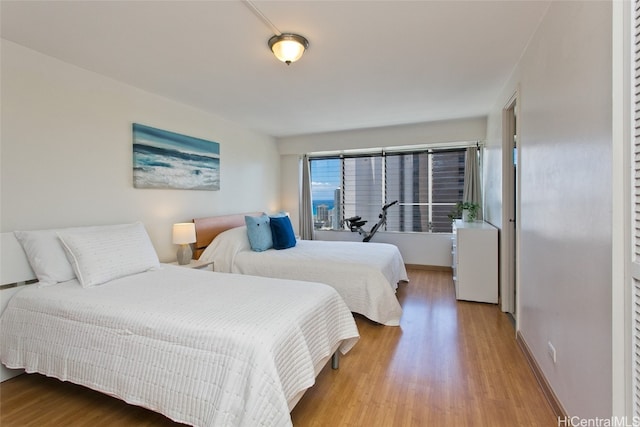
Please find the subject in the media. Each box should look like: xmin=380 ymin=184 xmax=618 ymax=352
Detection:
xmin=500 ymin=91 xmax=520 ymax=318
xmin=611 ymin=0 xmax=632 ymax=417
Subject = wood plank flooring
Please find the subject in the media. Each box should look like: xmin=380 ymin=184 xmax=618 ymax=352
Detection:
xmin=0 ymin=268 xmax=555 ymax=426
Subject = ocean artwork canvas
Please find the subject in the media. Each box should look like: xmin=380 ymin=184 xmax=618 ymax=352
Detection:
xmin=133 ymin=123 xmax=220 ymax=190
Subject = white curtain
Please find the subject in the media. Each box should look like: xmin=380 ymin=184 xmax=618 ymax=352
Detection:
xmin=299 ymin=155 xmax=314 ymax=240
xmin=463 ymin=146 xmax=482 ymax=221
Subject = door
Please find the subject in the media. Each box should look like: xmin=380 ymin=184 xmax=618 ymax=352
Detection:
xmin=501 ymin=94 xmax=518 ymax=317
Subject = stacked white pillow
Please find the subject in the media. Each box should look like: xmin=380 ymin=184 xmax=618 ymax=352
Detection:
xmin=15 ymin=222 xmax=160 ymax=288
xmin=15 ymin=228 xmax=79 ymax=286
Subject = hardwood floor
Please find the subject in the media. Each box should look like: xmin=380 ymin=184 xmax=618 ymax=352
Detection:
xmin=292 ymin=269 xmax=555 ymax=426
xmin=0 ymin=268 xmax=555 ymax=426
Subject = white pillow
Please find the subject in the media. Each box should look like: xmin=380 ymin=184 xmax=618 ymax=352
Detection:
xmin=198 ymin=226 xmax=250 ymax=273
xmin=57 ymin=222 xmax=160 ymax=288
xmin=14 ymin=229 xmax=76 ymax=286
xmin=14 ymin=223 xmax=137 ymax=287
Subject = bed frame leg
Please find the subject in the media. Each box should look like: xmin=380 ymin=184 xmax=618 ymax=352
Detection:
xmin=331 ymin=352 xmax=339 ymax=370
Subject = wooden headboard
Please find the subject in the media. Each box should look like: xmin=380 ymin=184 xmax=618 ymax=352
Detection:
xmin=192 ymin=212 xmax=261 ymax=259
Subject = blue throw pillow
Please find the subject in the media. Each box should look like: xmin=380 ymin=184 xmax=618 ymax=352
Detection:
xmin=245 ymin=214 xmax=273 ymax=252
xmin=269 ymin=215 xmax=296 ymax=250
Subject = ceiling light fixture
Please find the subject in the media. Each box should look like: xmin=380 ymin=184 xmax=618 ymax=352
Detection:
xmin=268 ymin=33 xmax=309 ymax=65
xmin=243 ymin=0 xmax=309 ymax=65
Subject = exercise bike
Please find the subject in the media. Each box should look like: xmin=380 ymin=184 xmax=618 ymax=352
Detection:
xmin=344 ymin=200 xmax=398 ymax=242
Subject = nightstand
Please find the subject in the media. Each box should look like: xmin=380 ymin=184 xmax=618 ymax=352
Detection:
xmin=169 ymin=259 xmax=214 ymax=271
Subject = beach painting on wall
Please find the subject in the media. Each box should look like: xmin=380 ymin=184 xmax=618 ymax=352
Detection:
xmin=133 ymin=123 xmax=220 ymax=190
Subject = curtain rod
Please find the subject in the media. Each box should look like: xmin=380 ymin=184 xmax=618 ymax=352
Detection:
xmin=307 ymin=140 xmax=483 ymax=159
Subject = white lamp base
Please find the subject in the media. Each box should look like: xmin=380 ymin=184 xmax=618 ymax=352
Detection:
xmin=176 ymin=244 xmax=192 ymax=265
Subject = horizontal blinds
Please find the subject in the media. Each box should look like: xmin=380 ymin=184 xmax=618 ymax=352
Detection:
xmin=384 ymin=149 xmax=465 ymax=233
xmin=343 ymin=157 xmax=383 ymax=226
xmin=636 ymin=275 xmax=640 ymax=418
xmin=432 ymin=151 xmax=466 ymax=232
xmin=636 ymin=280 xmax=640 ymax=418
xmin=385 ymin=152 xmax=430 ymax=232
xmin=432 ymin=151 xmax=466 ymax=203
xmin=633 ymin=0 xmax=640 ymax=418
xmin=309 ymin=147 xmax=467 ymax=233
xmin=635 ymin=0 xmax=640 ymax=261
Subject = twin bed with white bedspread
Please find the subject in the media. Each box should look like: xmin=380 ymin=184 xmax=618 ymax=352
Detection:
xmin=193 ymin=214 xmax=409 ymax=326
xmin=0 ymin=224 xmax=359 ymax=426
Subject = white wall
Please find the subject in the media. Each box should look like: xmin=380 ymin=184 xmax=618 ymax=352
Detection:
xmin=1 ymin=40 xmax=280 ymax=262
xmin=316 ymin=230 xmax=453 ymax=267
xmin=278 ymin=117 xmax=487 ymax=155
xmin=484 ymin=1 xmax=612 ymax=419
xmin=278 ymin=117 xmax=487 ymax=267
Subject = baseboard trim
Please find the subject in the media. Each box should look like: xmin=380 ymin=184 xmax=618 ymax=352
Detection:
xmin=516 ymin=331 xmax=567 ymax=421
xmin=405 ymin=264 xmax=452 ymax=272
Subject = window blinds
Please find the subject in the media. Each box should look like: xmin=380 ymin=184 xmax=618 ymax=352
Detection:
xmin=342 ymin=156 xmax=384 ymax=228
xmin=632 ymin=0 xmax=640 ymax=418
xmin=384 ymin=150 xmax=465 ymax=232
xmin=309 ymin=147 xmax=467 ymax=233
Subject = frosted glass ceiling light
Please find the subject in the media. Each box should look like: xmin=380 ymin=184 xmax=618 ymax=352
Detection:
xmin=268 ymin=33 xmax=309 ymax=65
xmin=243 ymin=1 xmax=309 ymax=65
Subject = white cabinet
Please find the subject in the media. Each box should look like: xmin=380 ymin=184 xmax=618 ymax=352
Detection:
xmin=451 ymin=220 xmax=498 ymax=304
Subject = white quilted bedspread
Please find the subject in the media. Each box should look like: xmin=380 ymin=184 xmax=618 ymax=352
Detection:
xmin=0 ymin=265 xmax=359 ymax=427
xmin=202 ymin=230 xmax=408 ymax=326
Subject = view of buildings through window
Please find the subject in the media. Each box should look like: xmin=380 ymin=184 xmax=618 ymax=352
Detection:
xmin=310 ymin=149 xmax=466 ymax=233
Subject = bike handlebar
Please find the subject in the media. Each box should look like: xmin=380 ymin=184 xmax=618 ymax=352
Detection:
xmin=382 ymin=200 xmax=399 ymax=210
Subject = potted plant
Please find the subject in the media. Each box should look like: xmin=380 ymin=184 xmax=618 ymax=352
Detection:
xmin=448 ymin=201 xmax=480 ymax=222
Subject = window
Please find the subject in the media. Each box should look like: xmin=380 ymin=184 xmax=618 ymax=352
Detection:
xmin=343 ymin=156 xmax=384 ymax=231
xmin=310 ymin=158 xmax=341 ymax=230
xmin=310 ymin=148 xmax=467 ymax=233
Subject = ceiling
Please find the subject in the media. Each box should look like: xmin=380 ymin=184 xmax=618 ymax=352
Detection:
xmin=1 ymin=1 xmax=550 ymax=138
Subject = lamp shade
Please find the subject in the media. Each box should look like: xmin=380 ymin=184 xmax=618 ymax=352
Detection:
xmin=268 ymin=33 xmax=309 ymax=64
xmin=172 ymin=223 xmax=196 ymax=244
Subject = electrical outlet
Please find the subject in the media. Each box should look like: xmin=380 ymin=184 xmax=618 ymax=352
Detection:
xmin=547 ymin=341 xmax=557 ymax=364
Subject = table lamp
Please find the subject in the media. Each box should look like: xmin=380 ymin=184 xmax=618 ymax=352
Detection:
xmin=172 ymin=223 xmax=196 ymax=265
